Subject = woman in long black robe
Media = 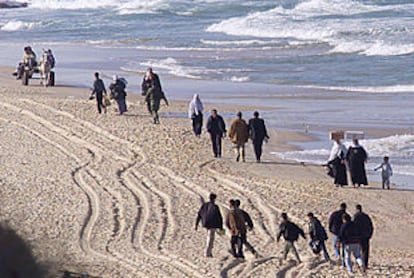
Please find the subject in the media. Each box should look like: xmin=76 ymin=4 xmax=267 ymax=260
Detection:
xmin=347 ymin=139 xmax=368 ymax=187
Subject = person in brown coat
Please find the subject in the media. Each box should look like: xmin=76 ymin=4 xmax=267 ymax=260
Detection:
xmin=227 ymin=199 xmax=247 ymax=259
xmin=228 ymin=112 xmax=249 ymax=162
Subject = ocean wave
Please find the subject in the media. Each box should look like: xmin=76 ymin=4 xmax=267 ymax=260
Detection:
xmin=228 ymin=76 xmax=250 ymax=82
xmin=301 ymin=84 xmax=414 ymax=94
xmin=0 ymin=20 xmax=41 ymax=31
xmin=206 ymin=0 xmax=414 ymax=57
xmin=139 ymin=57 xmax=204 ymax=79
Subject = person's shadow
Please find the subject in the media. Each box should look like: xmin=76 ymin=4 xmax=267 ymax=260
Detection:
xmin=0 ymin=223 xmax=46 ymax=278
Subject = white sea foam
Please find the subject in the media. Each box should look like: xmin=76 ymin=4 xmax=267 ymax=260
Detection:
xmin=139 ymin=57 xmax=204 ymax=79
xmin=301 ymin=84 xmax=414 ymax=94
xmin=228 ymin=76 xmax=250 ymax=82
xmin=207 ymin=0 xmax=414 ymax=57
xmin=0 ymin=20 xmax=41 ymax=31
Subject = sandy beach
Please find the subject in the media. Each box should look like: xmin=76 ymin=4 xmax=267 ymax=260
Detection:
xmin=0 ymin=69 xmax=413 ymax=278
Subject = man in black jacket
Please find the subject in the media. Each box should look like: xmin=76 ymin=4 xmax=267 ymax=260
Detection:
xmin=277 ymin=213 xmax=305 ymax=264
xmin=353 ymin=204 xmax=373 ymax=268
xmin=248 ymin=111 xmax=269 ymax=162
xmin=206 ymin=109 xmax=226 ymax=158
xmin=91 ymin=72 xmax=107 ymax=114
xmin=338 ymin=214 xmax=365 ymax=274
xmin=307 ymin=212 xmax=330 ymax=262
xmin=195 ymin=193 xmax=223 ymax=257
xmin=328 ymin=203 xmax=350 ymax=265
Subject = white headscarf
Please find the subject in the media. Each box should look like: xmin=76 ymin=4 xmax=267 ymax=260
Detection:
xmin=328 ymin=140 xmax=347 ymax=162
xmin=188 ymin=94 xmax=203 ymax=118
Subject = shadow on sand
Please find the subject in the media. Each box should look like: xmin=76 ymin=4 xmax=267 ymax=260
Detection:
xmin=0 ymin=222 xmax=47 ymax=278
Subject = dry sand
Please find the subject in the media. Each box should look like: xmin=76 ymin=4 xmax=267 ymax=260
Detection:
xmin=0 ymin=69 xmax=413 ymax=277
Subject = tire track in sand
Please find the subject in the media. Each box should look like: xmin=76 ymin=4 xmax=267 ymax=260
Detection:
xmin=18 ymin=99 xmax=206 ymax=277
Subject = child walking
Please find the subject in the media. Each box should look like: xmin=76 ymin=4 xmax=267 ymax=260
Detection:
xmin=374 ymin=156 xmax=393 ymax=189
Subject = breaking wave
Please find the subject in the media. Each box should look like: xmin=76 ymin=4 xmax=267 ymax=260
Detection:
xmin=0 ymin=20 xmax=41 ymax=31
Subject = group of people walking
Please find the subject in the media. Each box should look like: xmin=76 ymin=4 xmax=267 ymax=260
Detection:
xmin=328 ymin=138 xmax=393 ymax=189
xmin=189 ymin=96 xmax=270 ymax=162
xmin=196 ymin=194 xmax=373 ymax=275
xmin=195 ymin=193 xmax=257 ymax=259
xmin=91 ymin=67 xmax=168 ymax=122
xmin=91 ymin=72 xmax=128 ymax=115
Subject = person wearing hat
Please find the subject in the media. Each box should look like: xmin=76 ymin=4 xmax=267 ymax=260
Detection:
xmin=109 ymin=75 xmax=127 ymax=115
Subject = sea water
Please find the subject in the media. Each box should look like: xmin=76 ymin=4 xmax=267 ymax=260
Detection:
xmin=0 ymin=0 xmax=413 ymax=188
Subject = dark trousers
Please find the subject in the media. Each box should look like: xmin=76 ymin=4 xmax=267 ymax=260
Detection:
xmin=253 ymin=140 xmax=263 ymax=161
xmin=240 ymin=233 xmax=255 ymax=254
xmin=96 ymin=92 xmax=104 ymax=114
xmin=116 ymin=98 xmax=127 ymax=115
xmin=192 ymin=114 xmax=203 ymax=136
xmin=360 ymin=238 xmax=370 ymax=268
xmin=230 ymin=235 xmax=243 ymax=258
xmin=210 ymin=133 xmax=222 ymax=157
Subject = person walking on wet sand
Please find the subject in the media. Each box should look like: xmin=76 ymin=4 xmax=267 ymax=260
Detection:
xmin=228 ymin=112 xmax=249 ymax=162
xmin=91 ymin=72 xmax=107 ymax=114
xmin=206 ymin=109 xmax=226 ymax=158
xmin=248 ymin=111 xmax=269 ymax=163
xmin=188 ymin=94 xmax=204 ymax=137
xmin=277 ymin=212 xmax=305 ymax=264
xmin=374 ymin=156 xmax=393 ymax=189
xmin=142 ymin=67 xmax=162 ymax=112
xmin=195 ymin=193 xmax=223 ymax=257
xmin=227 ymin=199 xmax=247 ymax=259
xmin=353 ymin=204 xmax=373 ymax=269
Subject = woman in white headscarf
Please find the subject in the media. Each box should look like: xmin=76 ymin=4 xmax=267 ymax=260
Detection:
xmin=188 ymin=94 xmax=204 ymax=137
xmin=327 ymin=138 xmax=348 ymax=187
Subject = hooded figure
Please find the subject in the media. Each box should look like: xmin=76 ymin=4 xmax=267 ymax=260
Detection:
xmin=188 ymin=94 xmax=204 ymax=136
xmin=346 ymin=139 xmax=368 ymax=187
xmin=143 ymin=68 xmax=168 ymax=124
xmin=109 ymin=75 xmax=127 ymax=115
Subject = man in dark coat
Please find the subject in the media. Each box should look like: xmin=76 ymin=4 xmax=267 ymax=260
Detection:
xmin=248 ymin=111 xmax=269 ymax=162
xmin=91 ymin=72 xmax=107 ymax=114
xmin=109 ymin=75 xmax=127 ymax=115
xmin=328 ymin=203 xmax=350 ymax=265
xmin=338 ymin=214 xmax=365 ymax=274
xmin=353 ymin=204 xmax=374 ymax=268
xmin=347 ymin=139 xmax=368 ymax=187
xmin=307 ymin=212 xmax=330 ymax=261
xmin=206 ymin=109 xmax=226 ymax=158
xmin=195 ymin=193 xmax=223 ymax=257
xmin=141 ymin=67 xmax=163 ymax=112
xmin=277 ymin=213 xmax=305 ymax=264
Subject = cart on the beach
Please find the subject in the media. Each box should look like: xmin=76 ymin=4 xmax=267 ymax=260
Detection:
xmin=21 ymin=63 xmax=55 ymax=87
